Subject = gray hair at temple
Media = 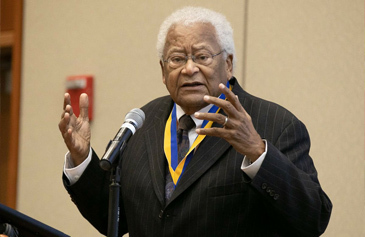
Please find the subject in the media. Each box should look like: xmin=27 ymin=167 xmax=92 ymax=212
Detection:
xmin=156 ymin=6 xmax=236 ymax=70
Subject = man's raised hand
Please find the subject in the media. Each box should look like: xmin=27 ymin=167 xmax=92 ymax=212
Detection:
xmin=58 ymin=93 xmax=91 ymax=166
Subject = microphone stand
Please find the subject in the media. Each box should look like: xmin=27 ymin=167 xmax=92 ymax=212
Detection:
xmin=107 ymin=141 xmax=127 ymax=237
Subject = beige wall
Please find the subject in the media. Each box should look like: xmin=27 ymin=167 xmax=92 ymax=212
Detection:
xmin=17 ymin=0 xmax=363 ymax=236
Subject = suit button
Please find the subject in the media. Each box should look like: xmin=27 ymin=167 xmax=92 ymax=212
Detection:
xmin=159 ymin=210 xmax=164 ymax=219
xmin=269 ymin=190 xmax=275 ymax=196
xmin=273 ymin=194 xmax=280 ymax=200
xmin=261 ymin=183 xmax=267 ymax=190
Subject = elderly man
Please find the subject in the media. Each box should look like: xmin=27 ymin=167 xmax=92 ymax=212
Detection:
xmin=59 ymin=7 xmax=332 ymax=237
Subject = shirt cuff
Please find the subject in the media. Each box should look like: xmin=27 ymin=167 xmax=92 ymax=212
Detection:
xmin=63 ymin=147 xmax=92 ymax=185
xmin=241 ymin=139 xmax=267 ymax=179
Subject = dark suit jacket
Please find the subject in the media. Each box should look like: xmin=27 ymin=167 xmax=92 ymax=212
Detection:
xmin=64 ymin=78 xmax=332 ymax=237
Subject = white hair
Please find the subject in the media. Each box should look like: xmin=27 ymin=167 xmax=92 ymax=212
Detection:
xmin=156 ymin=6 xmax=236 ymax=68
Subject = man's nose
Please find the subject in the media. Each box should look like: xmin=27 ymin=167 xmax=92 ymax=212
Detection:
xmin=182 ymin=58 xmax=199 ymax=75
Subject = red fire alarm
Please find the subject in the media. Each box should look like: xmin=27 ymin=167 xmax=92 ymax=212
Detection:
xmin=66 ymin=75 xmax=93 ymax=121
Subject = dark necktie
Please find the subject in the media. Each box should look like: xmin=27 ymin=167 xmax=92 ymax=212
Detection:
xmin=176 ymin=115 xmax=195 ymax=163
xmin=165 ymin=115 xmax=195 ymax=201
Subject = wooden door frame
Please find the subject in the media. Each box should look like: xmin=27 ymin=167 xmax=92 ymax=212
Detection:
xmin=4 ymin=0 xmax=23 ymax=209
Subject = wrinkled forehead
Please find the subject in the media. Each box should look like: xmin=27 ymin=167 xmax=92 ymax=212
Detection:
xmin=163 ymin=22 xmax=220 ymax=54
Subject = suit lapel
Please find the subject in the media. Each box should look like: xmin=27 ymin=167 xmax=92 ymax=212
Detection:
xmin=144 ymin=98 xmax=173 ymax=206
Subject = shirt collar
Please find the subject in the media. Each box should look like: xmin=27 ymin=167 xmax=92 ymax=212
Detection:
xmin=175 ymin=103 xmax=214 ymax=129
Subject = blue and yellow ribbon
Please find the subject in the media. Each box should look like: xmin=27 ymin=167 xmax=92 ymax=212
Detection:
xmin=164 ymin=80 xmax=232 ymax=186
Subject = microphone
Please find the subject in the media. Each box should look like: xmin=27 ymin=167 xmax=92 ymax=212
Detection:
xmin=0 ymin=223 xmax=19 ymax=237
xmin=99 ymin=108 xmax=145 ymax=171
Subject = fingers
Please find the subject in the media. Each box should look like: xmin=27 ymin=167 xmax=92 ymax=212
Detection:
xmin=63 ymin=93 xmax=71 ymax=110
xmin=59 ymin=93 xmax=74 ymax=137
xmin=61 ymin=93 xmax=73 ymax=119
xmin=218 ymin=83 xmax=244 ymax=112
xmin=195 ymin=83 xmax=264 ymax=159
xmin=60 ymin=104 xmax=73 ymax=135
xmin=202 ymin=83 xmax=245 ymax=120
xmin=59 ymin=93 xmax=89 ymax=134
xmin=61 ymin=93 xmax=88 ymax=120
xmin=194 ymin=112 xmax=227 ymax=127
xmin=79 ymin=93 xmax=89 ymax=121
xmin=194 ymin=82 xmax=247 ymax=135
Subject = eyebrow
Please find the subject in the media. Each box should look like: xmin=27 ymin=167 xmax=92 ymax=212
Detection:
xmin=166 ymin=47 xmax=185 ymax=55
xmin=166 ymin=44 xmax=215 ymax=56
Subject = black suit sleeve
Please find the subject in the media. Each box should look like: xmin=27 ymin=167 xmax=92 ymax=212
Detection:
xmin=250 ymin=118 xmax=332 ymax=236
xmin=63 ymin=149 xmax=128 ymax=236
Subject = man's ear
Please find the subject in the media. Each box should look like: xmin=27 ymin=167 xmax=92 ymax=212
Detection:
xmin=160 ymin=60 xmax=167 ymax=85
xmin=226 ymin=54 xmax=233 ymax=78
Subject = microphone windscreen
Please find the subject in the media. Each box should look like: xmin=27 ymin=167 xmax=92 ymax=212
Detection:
xmin=125 ymin=108 xmax=145 ymax=129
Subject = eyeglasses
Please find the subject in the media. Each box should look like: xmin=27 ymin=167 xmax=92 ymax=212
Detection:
xmin=163 ymin=50 xmax=225 ymax=69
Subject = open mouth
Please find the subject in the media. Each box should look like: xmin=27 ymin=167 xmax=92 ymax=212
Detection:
xmin=182 ymin=82 xmax=204 ymax=87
